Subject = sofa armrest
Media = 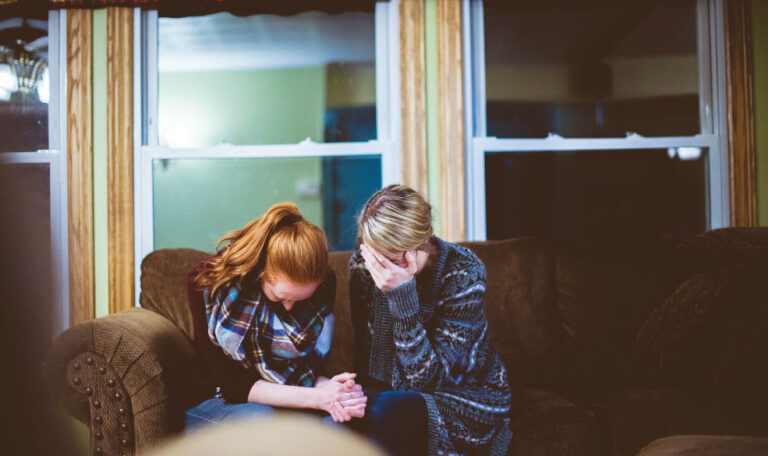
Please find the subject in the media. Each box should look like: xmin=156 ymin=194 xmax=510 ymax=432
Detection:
xmin=45 ymin=308 xmax=198 ymax=455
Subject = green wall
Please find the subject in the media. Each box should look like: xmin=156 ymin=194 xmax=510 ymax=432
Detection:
xmin=754 ymin=0 xmax=768 ymax=226
xmin=158 ymin=67 xmax=325 ymax=146
xmin=93 ymin=9 xmax=108 ymax=318
xmin=154 ymin=67 xmax=327 ymax=251
xmin=425 ymin=0 xmax=441 ymax=235
xmin=153 ymin=157 xmax=323 ymax=251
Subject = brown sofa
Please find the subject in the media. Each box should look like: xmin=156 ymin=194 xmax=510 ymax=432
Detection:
xmin=45 ymin=228 xmax=768 ymax=456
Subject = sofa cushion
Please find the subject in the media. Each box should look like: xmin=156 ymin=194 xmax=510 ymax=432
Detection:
xmin=327 ymin=250 xmax=355 ymax=376
xmin=508 ymin=389 xmax=600 ymax=456
xmin=634 ymin=263 xmax=768 ymax=391
xmin=462 ymin=238 xmax=568 ymax=390
xmin=677 ymin=227 xmax=768 ymax=272
xmin=140 ymin=248 xmax=210 ymax=341
xmin=555 ymin=243 xmax=686 ymax=394
xmin=590 ymin=388 xmax=694 ymax=456
xmin=636 ymin=435 xmax=768 ymax=456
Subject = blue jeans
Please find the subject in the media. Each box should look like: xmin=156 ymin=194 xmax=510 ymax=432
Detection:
xmin=185 ymin=397 xmax=276 ymax=431
xmin=185 ymin=397 xmax=339 ymax=432
xmin=347 ymin=390 xmax=428 ymax=456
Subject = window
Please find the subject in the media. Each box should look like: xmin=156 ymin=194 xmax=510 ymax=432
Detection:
xmin=0 ymin=12 xmax=67 ymax=345
xmin=465 ymin=0 xmax=727 ymax=245
xmin=136 ymin=2 xmax=400 ymax=288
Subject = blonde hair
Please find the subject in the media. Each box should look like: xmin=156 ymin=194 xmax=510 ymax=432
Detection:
xmin=195 ymin=202 xmax=329 ymax=297
xmin=357 ymin=184 xmax=435 ymax=257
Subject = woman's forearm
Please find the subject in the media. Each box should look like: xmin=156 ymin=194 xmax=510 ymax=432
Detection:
xmin=247 ymin=379 xmax=320 ymax=409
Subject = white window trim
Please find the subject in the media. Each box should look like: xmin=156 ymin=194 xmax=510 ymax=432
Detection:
xmin=0 ymin=10 xmax=68 ymax=336
xmin=464 ymin=0 xmax=729 ymax=241
xmin=133 ymin=2 xmax=400 ymax=305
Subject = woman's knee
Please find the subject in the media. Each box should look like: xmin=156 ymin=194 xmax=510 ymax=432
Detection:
xmin=367 ymin=391 xmax=427 ymax=427
xmin=185 ymin=398 xmax=275 ymax=431
xmin=224 ymin=402 xmax=275 ymax=421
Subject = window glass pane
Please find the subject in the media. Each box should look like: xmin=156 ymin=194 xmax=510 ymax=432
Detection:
xmin=153 ymin=156 xmax=381 ymax=251
xmin=0 ymin=163 xmax=52 ymax=359
xmin=0 ymin=17 xmax=49 ymax=152
xmin=484 ymin=1 xmax=699 ymax=138
xmin=485 ymin=148 xmax=708 ymax=246
xmin=158 ymin=11 xmax=376 ymax=147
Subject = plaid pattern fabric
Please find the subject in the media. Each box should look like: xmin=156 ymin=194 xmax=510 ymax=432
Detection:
xmin=204 ymin=281 xmax=333 ymax=387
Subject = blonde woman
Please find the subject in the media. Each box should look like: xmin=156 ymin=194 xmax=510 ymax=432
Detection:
xmin=349 ymin=185 xmax=512 ymax=455
xmin=185 ymin=203 xmax=366 ymax=428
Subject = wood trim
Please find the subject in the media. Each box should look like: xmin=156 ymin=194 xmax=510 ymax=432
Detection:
xmin=436 ymin=0 xmax=465 ymax=241
xmin=67 ymin=10 xmax=94 ymax=325
xmin=724 ymin=0 xmax=757 ymax=226
xmin=107 ymin=7 xmax=134 ymax=314
xmin=400 ymin=0 xmax=428 ymax=197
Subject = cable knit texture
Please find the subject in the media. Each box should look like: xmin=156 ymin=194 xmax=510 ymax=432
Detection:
xmin=349 ymin=237 xmax=512 ymax=456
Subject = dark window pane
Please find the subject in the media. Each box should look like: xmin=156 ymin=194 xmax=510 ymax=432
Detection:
xmin=484 ymin=1 xmax=699 ymax=138
xmin=153 ymin=156 xmax=380 ymax=251
xmin=0 ymin=163 xmax=52 ymax=359
xmin=485 ymin=148 xmax=708 ymax=246
xmin=157 ymin=11 xmax=375 ymax=147
xmin=0 ymin=17 xmax=49 ymax=152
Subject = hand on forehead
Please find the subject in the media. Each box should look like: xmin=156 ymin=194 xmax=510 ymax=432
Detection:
xmin=360 ymin=243 xmax=418 ymax=291
xmin=361 ymin=243 xmax=398 ymax=266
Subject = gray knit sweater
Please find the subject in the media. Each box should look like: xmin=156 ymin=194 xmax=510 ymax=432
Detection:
xmin=349 ymin=237 xmax=512 ymax=456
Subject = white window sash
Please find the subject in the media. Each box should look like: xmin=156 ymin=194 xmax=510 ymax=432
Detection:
xmin=464 ymin=0 xmax=729 ymax=241
xmin=0 ymin=11 xmax=69 ymax=337
xmin=134 ymin=2 xmax=401 ymax=305
xmin=0 ymin=148 xmax=66 ymax=337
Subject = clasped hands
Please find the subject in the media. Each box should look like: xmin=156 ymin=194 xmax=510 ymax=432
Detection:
xmin=316 ymin=245 xmax=418 ymax=422
xmin=315 ymin=372 xmax=367 ymax=422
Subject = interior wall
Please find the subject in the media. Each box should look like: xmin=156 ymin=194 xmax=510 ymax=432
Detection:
xmin=486 ymin=55 xmax=698 ymax=102
xmin=158 ymin=67 xmax=325 ymax=146
xmin=325 ymin=63 xmax=375 ymax=107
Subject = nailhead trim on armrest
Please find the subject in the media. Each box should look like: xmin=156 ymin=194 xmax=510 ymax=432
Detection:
xmin=68 ymin=353 xmax=134 ymax=456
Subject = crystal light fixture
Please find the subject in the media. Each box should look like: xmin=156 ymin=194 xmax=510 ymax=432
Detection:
xmin=0 ymin=18 xmax=48 ymax=103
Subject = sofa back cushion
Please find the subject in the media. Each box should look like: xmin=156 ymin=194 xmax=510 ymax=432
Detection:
xmin=676 ymin=227 xmax=768 ymax=273
xmin=635 ymin=257 xmax=768 ymax=391
xmin=555 ymin=243 xmax=687 ymax=393
xmin=327 ymin=250 xmax=355 ymax=375
xmin=140 ymin=248 xmax=209 ymax=341
xmin=139 ymin=240 xmax=569 ymax=390
xmin=461 ymin=238 xmax=567 ymax=389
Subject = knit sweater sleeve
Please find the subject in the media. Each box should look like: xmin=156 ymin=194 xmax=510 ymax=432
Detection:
xmin=384 ymin=258 xmax=489 ymax=391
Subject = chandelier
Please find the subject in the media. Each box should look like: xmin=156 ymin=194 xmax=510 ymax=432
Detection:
xmin=0 ymin=18 xmax=48 ymax=103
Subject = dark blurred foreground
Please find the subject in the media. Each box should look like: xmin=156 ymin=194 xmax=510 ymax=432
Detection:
xmin=0 ymin=169 xmax=78 ymax=455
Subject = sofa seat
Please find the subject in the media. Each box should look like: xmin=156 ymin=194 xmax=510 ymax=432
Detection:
xmin=585 ymin=388 xmax=696 ymax=456
xmin=635 ymin=435 xmax=768 ymax=456
xmin=508 ymin=389 xmax=600 ymax=456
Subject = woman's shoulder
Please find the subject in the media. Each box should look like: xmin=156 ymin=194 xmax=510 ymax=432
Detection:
xmin=438 ymin=239 xmax=486 ymax=283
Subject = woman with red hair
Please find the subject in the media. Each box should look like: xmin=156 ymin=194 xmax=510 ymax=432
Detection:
xmin=185 ymin=202 xmax=366 ymax=428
